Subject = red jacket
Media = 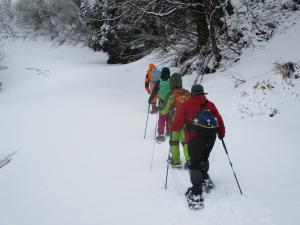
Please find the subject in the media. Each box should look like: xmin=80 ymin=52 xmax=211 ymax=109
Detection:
xmin=171 ymin=95 xmax=225 ymax=141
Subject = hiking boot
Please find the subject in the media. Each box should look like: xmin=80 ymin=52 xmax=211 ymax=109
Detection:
xmin=202 ymin=178 xmax=215 ymax=193
xmin=165 ymin=131 xmax=170 ymax=137
xmin=156 ymin=134 xmax=166 ymax=143
xmin=150 ymin=104 xmax=157 ymax=114
xmin=169 ymin=160 xmax=182 ymax=168
xmin=188 ymin=192 xmax=202 ymax=203
xmin=150 ymin=109 xmax=157 ymax=114
xmin=185 ymin=187 xmax=204 ymax=209
xmin=171 ymin=163 xmax=182 ymax=168
xmin=184 ymin=160 xmax=190 ymax=170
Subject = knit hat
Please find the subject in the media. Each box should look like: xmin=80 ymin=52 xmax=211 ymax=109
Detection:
xmin=160 ymin=67 xmax=170 ymax=81
xmin=169 ymin=73 xmax=182 ymax=89
xmin=191 ymin=84 xmax=207 ymax=96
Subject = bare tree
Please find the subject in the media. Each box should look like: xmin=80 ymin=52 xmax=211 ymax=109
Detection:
xmin=82 ymin=0 xmax=238 ymax=68
xmin=14 ymin=0 xmax=88 ymax=43
xmin=0 ymin=0 xmax=16 ymax=38
xmin=82 ymin=0 xmax=235 ymax=65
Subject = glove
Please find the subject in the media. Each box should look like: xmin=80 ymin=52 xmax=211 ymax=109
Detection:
xmin=218 ymin=134 xmax=224 ymax=140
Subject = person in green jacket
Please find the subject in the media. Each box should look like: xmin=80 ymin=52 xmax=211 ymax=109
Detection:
xmin=159 ymin=73 xmax=190 ymax=167
xmin=148 ymin=67 xmax=171 ymax=142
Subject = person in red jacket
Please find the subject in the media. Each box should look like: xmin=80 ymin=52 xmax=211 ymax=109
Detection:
xmin=171 ymin=84 xmax=225 ymax=203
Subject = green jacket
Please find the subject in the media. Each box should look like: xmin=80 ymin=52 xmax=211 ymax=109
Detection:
xmin=158 ymin=79 xmax=170 ymax=102
xmin=160 ymin=92 xmax=173 ymax=115
xmin=160 ymin=73 xmax=185 ymax=122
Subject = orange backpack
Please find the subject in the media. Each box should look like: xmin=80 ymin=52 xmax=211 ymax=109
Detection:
xmin=173 ymin=89 xmax=190 ymax=108
xmin=169 ymin=89 xmax=190 ymax=121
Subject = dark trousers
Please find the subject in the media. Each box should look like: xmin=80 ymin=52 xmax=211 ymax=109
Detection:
xmin=188 ymin=135 xmax=216 ymax=195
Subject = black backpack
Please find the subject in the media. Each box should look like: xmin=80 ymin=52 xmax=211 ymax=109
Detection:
xmin=190 ymin=101 xmax=219 ymax=136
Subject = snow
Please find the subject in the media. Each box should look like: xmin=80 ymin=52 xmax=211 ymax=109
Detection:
xmin=1 ymin=21 xmax=300 ymax=225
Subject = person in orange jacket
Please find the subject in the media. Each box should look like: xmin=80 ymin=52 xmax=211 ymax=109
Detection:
xmin=145 ymin=63 xmax=158 ymax=113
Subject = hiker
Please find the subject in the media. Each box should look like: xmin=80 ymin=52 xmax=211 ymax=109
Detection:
xmin=148 ymin=67 xmax=171 ymax=142
xmin=171 ymin=84 xmax=225 ymax=203
xmin=160 ymin=73 xmax=190 ymax=167
xmin=144 ymin=63 xmax=160 ymax=114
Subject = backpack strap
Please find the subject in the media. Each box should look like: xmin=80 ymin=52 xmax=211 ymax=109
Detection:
xmin=184 ymin=100 xmax=208 ymax=132
xmin=201 ymin=100 xmax=208 ymax=110
xmin=195 ymin=100 xmax=208 ymax=117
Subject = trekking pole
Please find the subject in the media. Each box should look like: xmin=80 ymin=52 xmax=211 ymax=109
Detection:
xmin=164 ymin=132 xmax=172 ymax=189
xmin=221 ymin=139 xmax=243 ymax=195
xmin=144 ymin=104 xmax=150 ymax=139
xmin=164 ymin=148 xmax=171 ymax=189
xmin=150 ymin=114 xmax=159 ymax=171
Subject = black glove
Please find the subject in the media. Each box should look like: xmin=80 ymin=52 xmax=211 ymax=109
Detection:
xmin=218 ymin=134 xmax=224 ymax=140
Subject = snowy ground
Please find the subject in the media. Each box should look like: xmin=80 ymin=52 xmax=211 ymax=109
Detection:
xmin=0 ymin=21 xmax=300 ymax=225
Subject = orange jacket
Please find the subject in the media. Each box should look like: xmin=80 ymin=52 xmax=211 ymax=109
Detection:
xmin=145 ymin=63 xmax=155 ymax=94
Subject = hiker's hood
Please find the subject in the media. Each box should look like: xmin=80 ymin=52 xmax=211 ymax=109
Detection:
xmin=170 ymin=73 xmax=182 ymax=89
xmin=161 ymin=67 xmax=170 ymax=81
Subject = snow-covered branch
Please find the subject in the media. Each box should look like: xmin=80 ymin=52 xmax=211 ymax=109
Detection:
xmin=0 ymin=152 xmax=16 ymax=169
xmin=0 ymin=0 xmax=17 ymax=38
xmin=129 ymin=3 xmax=178 ymax=17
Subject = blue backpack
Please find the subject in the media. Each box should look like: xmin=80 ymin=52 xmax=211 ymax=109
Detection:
xmin=151 ymin=68 xmax=161 ymax=83
xmin=190 ymin=101 xmax=219 ymax=136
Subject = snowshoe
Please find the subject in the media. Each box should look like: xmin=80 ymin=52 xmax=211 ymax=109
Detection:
xmin=171 ymin=163 xmax=182 ymax=169
xmin=185 ymin=188 xmax=204 ymax=210
xmin=184 ymin=160 xmax=191 ymax=170
xmin=150 ymin=105 xmax=158 ymax=114
xmin=167 ymin=159 xmax=182 ymax=169
xmin=150 ymin=109 xmax=157 ymax=114
xmin=156 ymin=135 xmax=166 ymax=143
xmin=202 ymin=178 xmax=215 ymax=193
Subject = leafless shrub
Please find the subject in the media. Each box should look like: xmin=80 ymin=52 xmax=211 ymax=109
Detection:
xmin=253 ymin=80 xmax=274 ymax=91
xmin=0 ymin=152 xmax=16 ymax=170
xmin=274 ymin=61 xmax=300 ymax=79
xmin=269 ymin=108 xmax=279 ymax=117
xmin=231 ymin=73 xmax=246 ymax=88
xmin=293 ymin=0 xmax=300 ymax=4
xmin=223 ymin=72 xmax=246 ymax=88
xmin=282 ymin=0 xmax=299 ymax=11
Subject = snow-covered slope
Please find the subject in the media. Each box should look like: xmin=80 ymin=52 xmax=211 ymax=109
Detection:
xmin=0 ymin=21 xmax=300 ymax=225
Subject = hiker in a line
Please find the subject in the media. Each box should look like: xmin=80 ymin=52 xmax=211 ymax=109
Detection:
xmin=144 ymin=63 xmax=160 ymax=114
xmin=160 ymin=73 xmax=190 ymax=167
xmin=148 ymin=67 xmax=171 ymax=142
xmin=171 ymin=84 xmax=225 ymax=201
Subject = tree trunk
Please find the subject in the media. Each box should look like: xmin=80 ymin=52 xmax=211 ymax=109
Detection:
xmin=209 ymin=16 xmax=222 ymax=62
xmin=192 ymin=2 xmax=209 ymax=49
xmin=205 ymin=0 xmax=222 ymax=63
xmin=196 ymin=12 xmax=209 ymax=48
